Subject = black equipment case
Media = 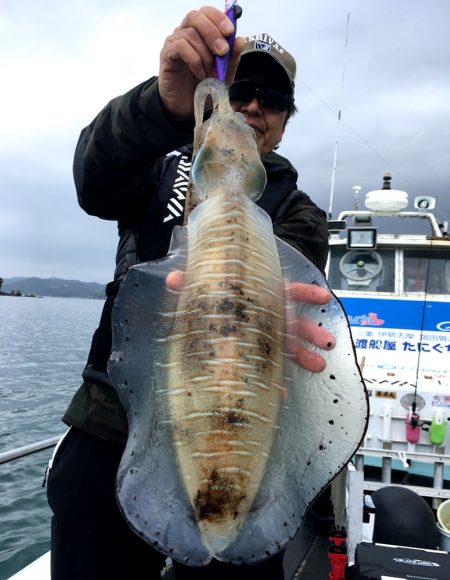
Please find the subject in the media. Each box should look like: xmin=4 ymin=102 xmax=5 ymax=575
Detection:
xmin=349 ymin=542 xmax=450 ymax=579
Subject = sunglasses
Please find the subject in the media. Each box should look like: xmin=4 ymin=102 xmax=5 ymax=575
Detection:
xmin=229 ymin=80 xmax=293 ymax=112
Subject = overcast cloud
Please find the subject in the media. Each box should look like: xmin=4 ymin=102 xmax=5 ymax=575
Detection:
xmin=1 ymin=0 xmax=449 ymax=283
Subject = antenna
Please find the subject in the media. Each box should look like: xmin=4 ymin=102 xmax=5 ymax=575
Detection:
xmin=327 ymin=10 xmax=351 ymax=218
xmin=352 ymin=185 xmax=362 ymax=210
xmin=382 ymin=172 xmax=392 ymax=190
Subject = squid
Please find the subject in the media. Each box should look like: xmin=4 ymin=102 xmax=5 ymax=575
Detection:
xmin=108 ymin=78 xmax=368 ymax=566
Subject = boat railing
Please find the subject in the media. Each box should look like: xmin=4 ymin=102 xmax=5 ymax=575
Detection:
xmin=354 ymin=447 xmax=450 ymax=502
xmin=0 ymin=436 xmax=62 ymax=465
xmin=336 ymin=209 xmax=445 ymax=238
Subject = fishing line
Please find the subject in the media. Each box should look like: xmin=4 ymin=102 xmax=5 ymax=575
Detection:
xmin=411 ymin=242 xmax=433 ymax=414
xmin=299 ymin=79 xmax=399 ymax=175
xmin=435 ymin=207 xmax=450 ymax=230
xmin=299 ymin=0 xmax=406 ymax=215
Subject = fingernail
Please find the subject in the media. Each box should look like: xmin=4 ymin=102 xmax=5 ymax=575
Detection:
xmin=214 ymin=38 xmax=229 ymax=56
xmin=317 ymin=287 xmax=332 ymax=302
xmin=219 ymin=18 xmax=234 ymax=35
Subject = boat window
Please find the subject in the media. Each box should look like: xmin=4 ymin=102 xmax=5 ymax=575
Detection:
xmin=403 ymin=249 xmax=450 ymax=294
xmin=328 ymin=248 xmax=395 ymax=292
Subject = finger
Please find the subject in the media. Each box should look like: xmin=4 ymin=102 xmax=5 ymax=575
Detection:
xmin=290 ymin=344 xmax=327 ymax=374
xmin=166 ymin=270 xmax=184 ymax=290
xmin=288 ymin=316 xmax=336 ymax=350
xmin=162 ymin=28 xmax=213 ymax=80
xmin=195 ymin=5 xmax=236 ymax=40
xmin=285 ymin=282 xmax=332 ymax=305
xmin=179 ymin=7 xmax=234 ymax=58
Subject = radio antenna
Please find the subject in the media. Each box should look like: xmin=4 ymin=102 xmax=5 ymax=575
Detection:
xmin=328 ymin=9 xmax=351 ymax=218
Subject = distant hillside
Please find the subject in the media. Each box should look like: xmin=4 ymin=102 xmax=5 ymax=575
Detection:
xmin=2 ymin=277 xmax=106 ymax=299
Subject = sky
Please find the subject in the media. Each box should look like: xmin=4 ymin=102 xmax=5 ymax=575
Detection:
xmin=1 ymin=0 xmax=449 ymax=284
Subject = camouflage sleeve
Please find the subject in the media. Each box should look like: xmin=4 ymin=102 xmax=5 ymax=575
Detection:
xmin=273 ymin=191 xmax=329 ymax=272
xmin=74 ymin=77 xmax=194 ymax=222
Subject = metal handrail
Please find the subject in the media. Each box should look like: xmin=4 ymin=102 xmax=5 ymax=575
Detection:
xmin=0 ymin=435 xmax=62 ymax=465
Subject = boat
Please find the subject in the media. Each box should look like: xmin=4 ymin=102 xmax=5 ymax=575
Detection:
xmin=327 ymin=173 xmax=450 ymax=496
xmin=326 ymin=173 xmax=450 ymax=569
xmin=4 ymin=174 xmax=450 ymax=578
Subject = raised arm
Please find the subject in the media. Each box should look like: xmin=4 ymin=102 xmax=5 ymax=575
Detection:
xmin=74 ymin=6 xmax=242 ymax=222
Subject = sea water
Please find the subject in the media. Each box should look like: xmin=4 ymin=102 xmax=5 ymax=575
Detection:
xmin=0 ymin=296 xmax=103 ymax=579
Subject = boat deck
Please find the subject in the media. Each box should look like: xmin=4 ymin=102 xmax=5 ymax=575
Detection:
xmin=11 ymin=467 xmax=450 ymax=579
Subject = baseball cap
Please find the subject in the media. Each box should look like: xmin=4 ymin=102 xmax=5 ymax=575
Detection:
xmin=238 ymin=34 xmax=296 ymax=95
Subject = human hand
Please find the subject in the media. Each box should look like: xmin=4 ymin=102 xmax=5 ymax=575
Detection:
xmin=285 ymin=282 xmax=336 ymax=374
xmin=158 ymin=5 xmax=244 ymax=120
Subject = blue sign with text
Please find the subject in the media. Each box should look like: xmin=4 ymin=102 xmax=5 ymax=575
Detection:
xmin=339 ymin=297 xmax=450 ymax=332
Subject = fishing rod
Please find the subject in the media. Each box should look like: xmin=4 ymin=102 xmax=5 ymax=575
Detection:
xmin=328 ymin=10 xmax=351 ymax=219
xmin=406 ymin=246 xmax=435 ymax=443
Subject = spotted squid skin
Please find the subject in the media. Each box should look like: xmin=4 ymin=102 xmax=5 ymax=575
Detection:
xmin=168 ymin=189 xmax=285 ymax=550
xmin=108 ymin=79 xmax=369 ymax=564
xmin=107 ymin=78 xmax=369 ymax=566
xmin=166 ymin=78 xmax=284 ymax=550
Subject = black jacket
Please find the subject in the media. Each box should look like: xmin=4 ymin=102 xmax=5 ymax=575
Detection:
xmin=64 ymin=77 xmax=329 ymax=443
